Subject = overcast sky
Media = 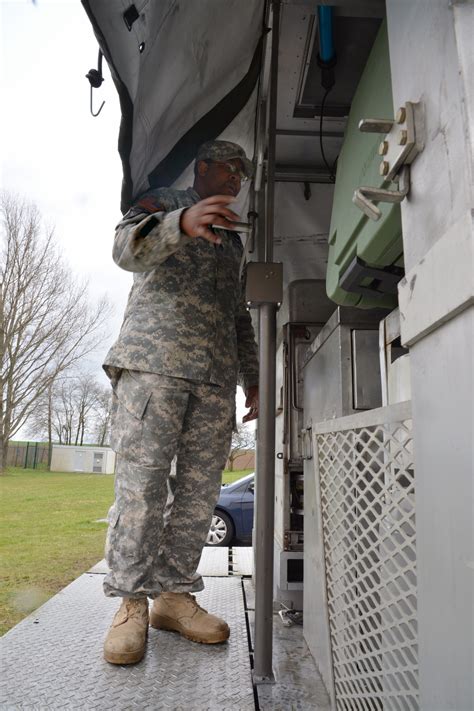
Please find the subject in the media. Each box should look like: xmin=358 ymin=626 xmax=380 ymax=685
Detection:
xmin=2 ymin=0 xmax=249 ymax=425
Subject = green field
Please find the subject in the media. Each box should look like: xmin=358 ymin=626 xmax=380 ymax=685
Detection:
xmin=0 ymin=466 xmax=252 ymax=635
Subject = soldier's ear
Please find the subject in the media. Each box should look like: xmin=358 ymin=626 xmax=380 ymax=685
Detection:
xmin=196 ymin=160 xmax=209 ymax=177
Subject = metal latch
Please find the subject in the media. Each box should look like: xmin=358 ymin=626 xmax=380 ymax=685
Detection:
xmin=354 ymin=101 xmax=424 ymax=221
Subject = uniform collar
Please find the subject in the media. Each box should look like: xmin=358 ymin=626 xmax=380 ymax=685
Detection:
xmin=186 ymin=187 xmax=201 ymax=203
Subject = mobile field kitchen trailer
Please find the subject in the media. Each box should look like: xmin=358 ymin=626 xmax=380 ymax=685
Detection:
xmin=3 ymin=1 xmax=472 ymax=709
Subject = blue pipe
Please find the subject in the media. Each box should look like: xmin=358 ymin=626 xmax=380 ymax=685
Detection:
xmin=317 ymin=6 xmax=335 ymax=64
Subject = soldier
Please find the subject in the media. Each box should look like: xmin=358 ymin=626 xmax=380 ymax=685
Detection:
xmin=102 ymin=140 xmax=259 ymax=664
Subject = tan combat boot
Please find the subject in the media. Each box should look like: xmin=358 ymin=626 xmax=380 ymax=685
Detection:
xmin=149 ymin=592 xmax=230 ymax=644
xmin=103 ymin=597 xmax=149 ymax=664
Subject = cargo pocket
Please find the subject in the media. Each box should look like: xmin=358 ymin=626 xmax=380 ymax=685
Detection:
xmin=109 ymin=370 xmax=152 ymax=459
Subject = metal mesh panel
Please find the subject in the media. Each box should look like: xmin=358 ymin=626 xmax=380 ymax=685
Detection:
xmin=315 ymin=404 xmax=418 ymax=710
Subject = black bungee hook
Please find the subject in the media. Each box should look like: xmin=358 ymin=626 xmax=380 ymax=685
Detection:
xmin=86 ymin=50 xmax=105 ymax=117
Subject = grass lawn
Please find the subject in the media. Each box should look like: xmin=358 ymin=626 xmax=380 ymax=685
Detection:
xmin=221 ymin=468 xmax=253 ymax=484
xmin=0 ymin=466 xmax=252 ymax=635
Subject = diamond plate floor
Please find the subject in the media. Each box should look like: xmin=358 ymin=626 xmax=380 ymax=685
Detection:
xmin=1 ymin=574 xmax=254 ymax=711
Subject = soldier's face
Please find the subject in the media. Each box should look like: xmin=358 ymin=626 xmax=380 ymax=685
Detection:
xmin=198 ymin=159 xmax=243 ymax=197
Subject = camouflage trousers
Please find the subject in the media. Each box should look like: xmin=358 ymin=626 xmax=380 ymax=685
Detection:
xmin=103 ymin=369 xmax=235 ymax=598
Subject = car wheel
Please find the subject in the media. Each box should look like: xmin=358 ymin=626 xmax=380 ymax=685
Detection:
xmin=206 ymin=510 xmax=234 ymax=546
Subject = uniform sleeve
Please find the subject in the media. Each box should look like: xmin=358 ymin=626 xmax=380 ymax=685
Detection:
xmin=112 ymin=195 xmax=191 ymax=273
xmin=235 ymin=268 xmax=259 ymax=393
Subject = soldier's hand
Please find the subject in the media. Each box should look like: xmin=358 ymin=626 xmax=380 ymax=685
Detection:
xmin=180 ymin=195 xmax=240 ymax=244
xmin=242 ymin=385 xmax=259 ymax=423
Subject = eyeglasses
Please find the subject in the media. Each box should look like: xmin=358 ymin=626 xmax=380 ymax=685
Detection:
xmin=206 ymin=160 xmax=249 ymax=182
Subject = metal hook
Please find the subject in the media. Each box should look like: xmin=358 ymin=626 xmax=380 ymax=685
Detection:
xmin=86 ymin=50 xmax=105 ymax=118
xmin=89 ymin=85 xmax=105 ymax=117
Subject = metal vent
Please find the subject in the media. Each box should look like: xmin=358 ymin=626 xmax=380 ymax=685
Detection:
xmin=314 ymin=403 xmax=418 ymax=710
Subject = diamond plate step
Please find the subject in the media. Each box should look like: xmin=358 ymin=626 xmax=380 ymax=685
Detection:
xmin=88 ymin=546 xmax=233 ymax=577
xmin=0 ymin=574 xmax=254 ymax=710
xmin=197 ymin=546 xmax=230 ymax=576
xmin=231 ymin=547 xmax=254 ymax=576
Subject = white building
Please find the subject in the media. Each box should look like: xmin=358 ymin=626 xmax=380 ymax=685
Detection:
xmin=50 ymin=445 xmax=115 ymax=474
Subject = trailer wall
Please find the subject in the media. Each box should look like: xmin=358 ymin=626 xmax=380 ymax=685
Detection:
xmin=386 ymin=2 xmax=474 ymax=709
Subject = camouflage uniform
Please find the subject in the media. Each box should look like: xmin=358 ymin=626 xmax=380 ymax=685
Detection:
xmin=103 ymin=177 xmax=258 ymax=598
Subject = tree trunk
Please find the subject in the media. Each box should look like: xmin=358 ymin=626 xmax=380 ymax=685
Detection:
xmin=0 ymin=436 xmax=8 ymax=474
xmin=0 ymin=283 xmax=5 ymax=474
xmin=47 ymin=385 xmax=53 ymax=469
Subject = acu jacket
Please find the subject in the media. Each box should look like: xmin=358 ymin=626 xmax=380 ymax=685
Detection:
xmin=104 ymin=187 xmax=259 ymax=393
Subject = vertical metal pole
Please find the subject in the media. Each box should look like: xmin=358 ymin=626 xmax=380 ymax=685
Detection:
xmin=254 ymin=303 xmax=277 ymax=681
xmin=253 ymin=0 xmax=280 ymax=683
xmin=264 ymin=1 xmax=279 ymax=264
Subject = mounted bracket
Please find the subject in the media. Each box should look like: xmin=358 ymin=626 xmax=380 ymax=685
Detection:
xmin=340 ymin=256 xmax=404 ymax=298
xmin=354 ymin=101 xmax=424 ymax=220
xmin=245 ymin=262 xmax=283 ymax=307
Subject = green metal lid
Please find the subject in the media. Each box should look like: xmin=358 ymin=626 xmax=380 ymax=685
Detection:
xmin=326 ymin=20 xmax=402 ymax=309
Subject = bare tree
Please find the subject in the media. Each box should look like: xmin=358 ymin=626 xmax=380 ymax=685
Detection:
xmin=47 ymin=376 xmax=101 ymax=446
xmin=28 ymin=372 xmax=113 ymax=454
xmin=0 ymin=193 xmax=112 ymax=472
xmin=228 ymin=423 xmax=255 ymax=472
xmin=93 ymin=385 xmax=113 ymax=446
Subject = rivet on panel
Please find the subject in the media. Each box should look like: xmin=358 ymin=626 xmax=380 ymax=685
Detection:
xmin=379 ymin=161 xmax=390 ymax=176
xmin=378 ymin=141 xmax=389 ymax=156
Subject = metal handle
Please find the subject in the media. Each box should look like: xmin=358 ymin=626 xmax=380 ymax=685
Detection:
xmin=353 ymin=165 xmax=410 ymax=221
xmin=254 ymin=100 xmax=266 ymax=192
xmin=301 ymin=427 xmax=313 ymax=460
xmin=290 ymin=333 xmax=303 ymax=412
xmin=358 ymin=118 xmax=394 ymax=134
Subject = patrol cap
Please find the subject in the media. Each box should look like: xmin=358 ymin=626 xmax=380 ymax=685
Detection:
xmin=195 ymin=140 xmax=254 ymax=178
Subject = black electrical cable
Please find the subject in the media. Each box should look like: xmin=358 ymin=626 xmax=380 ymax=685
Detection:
xmin=319 ymin=86 xmax=336 ymax=183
